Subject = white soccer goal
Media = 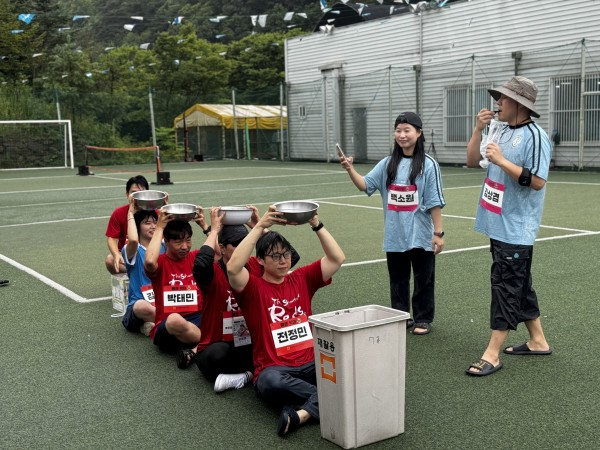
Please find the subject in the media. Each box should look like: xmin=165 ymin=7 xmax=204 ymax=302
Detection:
xmin=0 ymin=120 xmax=74 ymax=170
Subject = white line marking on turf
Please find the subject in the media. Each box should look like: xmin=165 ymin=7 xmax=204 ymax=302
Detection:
xmin=0 ymin=252 xmax=89 ymax=303
xmin=0 ymin=216 xmax=109 ymax=228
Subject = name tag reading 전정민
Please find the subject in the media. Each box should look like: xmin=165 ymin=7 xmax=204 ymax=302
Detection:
xmin=387 ymin=184 xmax=418 ymax=212
xmin=163 ymin=285 xmax=198 ymax=313
xmin=270 ymin=315 xmax=313 ymax=357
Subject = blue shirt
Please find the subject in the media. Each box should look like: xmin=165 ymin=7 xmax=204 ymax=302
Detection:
xmin=474 ymin=122 xmax=552 ymax=246
xmin=122 ymin=242 xmax=166 ymax=305
xmin=364 ymin=153 xmax=445 ymax=252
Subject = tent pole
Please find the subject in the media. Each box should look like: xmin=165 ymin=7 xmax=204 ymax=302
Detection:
xmin=232 ymin=89 xmax=240 ymax=159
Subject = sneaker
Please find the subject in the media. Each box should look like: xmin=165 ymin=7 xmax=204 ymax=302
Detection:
xmin=214 ymin=371 xmax=253 ymax=393
xmin=140 ymin=322 xmax=154 ymax=336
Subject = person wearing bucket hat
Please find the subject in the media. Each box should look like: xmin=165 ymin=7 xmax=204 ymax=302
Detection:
xmin=339 ymin=111 xmax=446 ymax=336
xmin=465 ymin=76 xmax=552 ymax=377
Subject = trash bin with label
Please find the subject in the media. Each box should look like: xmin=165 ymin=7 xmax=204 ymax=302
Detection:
xmin=309 ymin=304 xmax=409 ymax=449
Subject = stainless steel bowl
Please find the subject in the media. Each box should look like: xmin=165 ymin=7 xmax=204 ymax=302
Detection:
xmin=131 ymin=190 xmax=167 ymax=210
xmin=273 ymin=201 xmax=319 ymax=225
xmin=162 ymin=203 xmax=198 ymax=221
xmin=219 ymin=206 xmax=253 ymax=225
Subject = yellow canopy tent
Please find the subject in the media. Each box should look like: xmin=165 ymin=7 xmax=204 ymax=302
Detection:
xmin=173 ymin=104 xmax=287 ymax=160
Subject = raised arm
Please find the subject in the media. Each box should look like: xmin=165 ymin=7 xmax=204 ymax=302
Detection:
xmin=193 ymin=207 xmax=223 ymax=286
xmin=144 ymin=208 xmax=173 ymax=275
xmin=467 ymin=108 xmax=495 ymax=168
xmin=123 ymin=196 xmax=139 ymax=262
xmin=227 ymin=208 xmax=286 ymax=292
xmin=339 ymin=154 xmax=367 ymax=192
xmin=307 ymin=214 xmax=346 ymax=281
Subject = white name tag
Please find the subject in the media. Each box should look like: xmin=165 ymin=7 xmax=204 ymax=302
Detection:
xmin=387 ymin=184 xmax=418 ymax=212
xmin=163 ymin=285 xmax=198 ymax=313
xmin=270 ymin=315 xmax=313 ymax=356
xmin=141 ymin=284 xmax=155 ymax=304
xmin=480 ymin=177 xmax=505 ymax=215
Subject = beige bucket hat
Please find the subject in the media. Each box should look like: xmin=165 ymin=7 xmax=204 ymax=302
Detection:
xmin=488 ymin=76 xmax=540 ymax=118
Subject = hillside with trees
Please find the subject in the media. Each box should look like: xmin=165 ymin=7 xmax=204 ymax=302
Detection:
xmin=0 ymin=0 xmax=340 ymax=164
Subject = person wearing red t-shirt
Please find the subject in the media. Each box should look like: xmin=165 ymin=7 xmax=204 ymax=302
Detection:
xmin=105 ymin=175 xmax=149 ymax=274
xmin=228 ymin=207 xmax=345 ymax=437
xmin=144 ymin=209 xmax=202 ymax=357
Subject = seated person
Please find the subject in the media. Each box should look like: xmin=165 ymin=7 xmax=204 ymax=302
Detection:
xmin=227 ymin=207 xmax=345 ymax=437
xmin=144 ymin=209 xmax=202 ymax=356
xmin=105 ymin=175 xmax=149 ymax=274
xmin=192 ymin=207 xmax=257 ymax=392
xmin=121 ymin=207 xmax=165 ymax=336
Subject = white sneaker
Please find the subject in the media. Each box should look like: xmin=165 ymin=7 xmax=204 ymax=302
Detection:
xmin=214 ymin=371 xmax=253 ymax=393
xmin=140 ymin=322 xmax=154 ymax=336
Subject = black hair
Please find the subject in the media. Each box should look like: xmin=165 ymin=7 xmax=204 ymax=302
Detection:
xmin=133 ymin=209 xmax=158 ymax=232
xmin=386 ymin=118 xmax=426 ymax=188
xmin=164 ymin=220 xmax=193 ymax=241
xmin=256 ymin=231 xmax=292 ymax=259
xmin=126 ymin=175 xmax=149 ymax=193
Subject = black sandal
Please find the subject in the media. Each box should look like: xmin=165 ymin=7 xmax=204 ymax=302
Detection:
xmin=277 ymin=406 xmax=300 ymax=437
xmin=176 ymin=348 xmax=196 ymax=369
xmin=411 ymin=323 xmax=431 ymax=335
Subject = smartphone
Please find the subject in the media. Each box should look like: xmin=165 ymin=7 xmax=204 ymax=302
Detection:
xmin=335 ymin=143 xmax=346 ymax=159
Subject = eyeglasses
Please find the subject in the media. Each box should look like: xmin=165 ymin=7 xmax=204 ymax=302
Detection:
xmin=265 ymin=251 xmax=292 ymax=262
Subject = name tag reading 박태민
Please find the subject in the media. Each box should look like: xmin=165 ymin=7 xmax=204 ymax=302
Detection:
xmin=163 ymin=285 xmax=198 ymax=313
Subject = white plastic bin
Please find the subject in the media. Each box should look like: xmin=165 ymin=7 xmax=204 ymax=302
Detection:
xmin=309 ymin=305 xmax=409 ymax=449
xmin=111 ymin=274 xmax=129 ymax=313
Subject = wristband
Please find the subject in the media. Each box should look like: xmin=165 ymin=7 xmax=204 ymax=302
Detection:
xmin=312 ymin=221 xmax=324 ymax=232
xmin=203 ymin=225 xmax=211 ymax=235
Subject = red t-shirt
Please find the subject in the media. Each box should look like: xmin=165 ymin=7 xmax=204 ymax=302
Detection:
xmin=146 ymin=249 xmax=202 ymax=338
xmin=105 ymin=204 xmax=129 ymax=250
xmin=235 ymin=260 xmax=330 ymax=379
xmin=196 ymin=257 xmax=262 ymax=352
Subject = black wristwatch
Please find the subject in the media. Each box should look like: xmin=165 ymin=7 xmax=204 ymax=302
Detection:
xmin=203 ymin=225 xmax=211 ymax=235
xmin=312 ymin=221 xmax=324 ymax=232
xmin=433 ymin=231 xmax=444 ymax=238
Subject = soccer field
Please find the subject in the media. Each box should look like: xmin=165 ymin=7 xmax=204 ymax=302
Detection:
xmin=1 ymin=160 xmax=599 ymax=449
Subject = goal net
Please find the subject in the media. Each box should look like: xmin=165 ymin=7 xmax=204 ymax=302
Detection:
xmin=0 ymin=120 xmax=74 ymax=170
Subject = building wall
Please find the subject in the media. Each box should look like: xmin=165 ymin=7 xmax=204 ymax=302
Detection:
xmin=285 ymin=0 xmax=600 ymax=168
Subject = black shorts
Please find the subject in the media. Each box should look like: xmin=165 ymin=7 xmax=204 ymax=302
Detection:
xmin=489 ymin=239 xmax=540 ymax=331
xmin=153 ymin=311 xmax=201 ymax=353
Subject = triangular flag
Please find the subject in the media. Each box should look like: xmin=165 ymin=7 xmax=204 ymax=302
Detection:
xmin=139 ymin=43 xmax=150 ymax=50
xmin=219 ymin=51 xmax=227 ymax=56
xmin=258 ymin=14 xmax=267 ymax=28
xmin=18 ymin=14 xmax=36 ymax=24
xmin=297 ymin=13 xmax=308 ymax=19
xmin=283 ymin=12 xmax=294 ymax=21
xmin=73 ymin=15 xmax=90 ymax=21
xmin=177 ymin=39 xmax=185 ymax=44
xmin=131 ymin=16 xmax=143 ymax=21
xmin=85 ymin=72 xmax=93 ymax=78
xmin=320 ymin=0 xmax=328 ymax=12
xmin=124 ymin=24 xmax=135 ymax=31
xmin=32 ymin=53 xmax=43 ymax=58
xmin=250 ymin=15 xmax=258 ymax=27
xmin=172 ymin=16 xmax=183 ymax=25
xmin=215 ymin=34 xmax=226 ymax=39
xmin=104 ymin=47 xmax=115 ymax=51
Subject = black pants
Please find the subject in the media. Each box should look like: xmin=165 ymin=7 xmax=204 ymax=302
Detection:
xmin=195 ymin=341 xmax=254 ymax=382
xmin=386 ymin=249 xmax=435 ymax=323
xmin=490 ymin=239 xmax=540 ymax=331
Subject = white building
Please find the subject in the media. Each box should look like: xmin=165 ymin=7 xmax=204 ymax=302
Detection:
xmin=284 ymin=0 xmax=600 ymax=169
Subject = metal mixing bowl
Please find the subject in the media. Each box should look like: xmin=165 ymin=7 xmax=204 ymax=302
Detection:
xmin=131 ymin=190 xmax=166 ymax=210
xmin=219 ymin=206 xmax=253 ymax=225
xmin=162 ymin=203 xmax=198 ymax=221
xmin=273 ymin=201 xmax=319 ymax=225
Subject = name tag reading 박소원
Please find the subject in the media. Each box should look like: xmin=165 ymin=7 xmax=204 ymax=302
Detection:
xmin=163 ymin=285 xmax=198 ymax=313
